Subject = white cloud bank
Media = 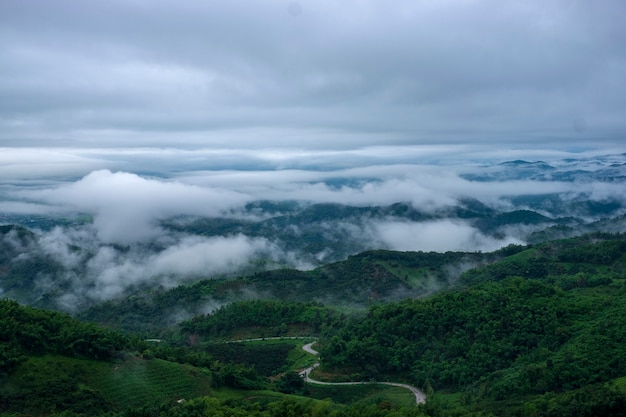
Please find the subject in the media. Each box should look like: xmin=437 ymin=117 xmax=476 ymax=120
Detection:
xmin=5 ymin=150 xmax=626 ymax=247
xmin=82 ymin=234 xmax=273 ymax=301
xmin=33 ymin=226 xmax=288 ymax=309
xmin=19 ymin=170 xmax=250 ymax=244
xmin=373 ymin=220 xmax=523 ymax=253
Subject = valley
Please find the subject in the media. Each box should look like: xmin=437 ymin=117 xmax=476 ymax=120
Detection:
xmin=1 ymin=230 xmax=626 ymax=416
xmin=2 ymin=154 xmax=626 ymax=416
xmin=3 ymin=0 xmax=626 ymax=413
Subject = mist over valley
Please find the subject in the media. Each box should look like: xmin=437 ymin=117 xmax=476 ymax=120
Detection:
xmin=1 ymin=150 xmax=625 ymax=315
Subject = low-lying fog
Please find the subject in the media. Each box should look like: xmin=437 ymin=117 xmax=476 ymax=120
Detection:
xmin=1 ymin=148 xmax=625 ymax=310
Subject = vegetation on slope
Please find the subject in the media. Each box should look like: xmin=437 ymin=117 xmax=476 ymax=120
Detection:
xmin=318 ymin=233 xmax=626 ymax=416
xmin=3 ymin=232 xmax=626 ymax=416
xmin=0 ymin=299 xmax=128 ymax=376
xmin=79 ymin=249 xmax=490 ymax=334
xmin=460 ymin=232 xmax=626 ymax=286
xmin=179 ymin=300 xmax=344 ymax=340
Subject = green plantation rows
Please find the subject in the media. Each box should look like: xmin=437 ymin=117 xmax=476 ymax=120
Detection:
xmin=1 ymin=355 xmax=214 ymax=414
xmin=91 ymin=357 xmax=213 ymax=409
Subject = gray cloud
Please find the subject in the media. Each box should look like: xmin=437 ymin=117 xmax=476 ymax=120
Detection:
xmin=1 ymin=0 xmax=625 ymax=149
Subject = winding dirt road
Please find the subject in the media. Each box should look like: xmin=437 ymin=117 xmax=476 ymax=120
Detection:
xmin=299 ymin=342 xmax=426 ymax=405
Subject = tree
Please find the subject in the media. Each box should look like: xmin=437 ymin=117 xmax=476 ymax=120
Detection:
xmin=276 ymin=371 xmax=306 ymax=394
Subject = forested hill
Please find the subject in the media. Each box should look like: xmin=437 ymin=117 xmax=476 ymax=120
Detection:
xmin=0 ymin=299 xmax=128 ymax=375
xmin=2 ymin=233 xmax=626 ymax=416
xmin=79 ymin=232 xmax=626 ymax=335
xmin=316 ymin=235 xmax=626 ymax=416
xmin=0 ymin=299 xmax=130 ymax=414
xmin=78 ymin=248 xmax=494 ymax=333
xmin=1 ymin=193 xmax=624 ymax=314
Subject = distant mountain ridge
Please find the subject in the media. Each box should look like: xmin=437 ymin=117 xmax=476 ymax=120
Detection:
xmin=462 ymin=153 xmax=626 ymax=182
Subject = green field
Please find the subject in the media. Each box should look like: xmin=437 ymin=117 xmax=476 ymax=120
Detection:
xmin=306 ymin=383 xmax=416 ymax=407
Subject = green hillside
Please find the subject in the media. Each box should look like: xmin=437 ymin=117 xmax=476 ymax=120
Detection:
xmin=90 ymin=356 xmax=213 ymax=409
xmin=3 ymin=233 xmax=626 ymax=416
xmin=80 ymin=232 xmax=626 ymax=335
xmin=460 ymin=232 xmax=626 ymax=286
xmin=317 ymin=235 xmax=626 ymax=416
xmin=0 ymin=299 xmax=128 ymax=376
xmin=78 ymin=249 xmax=490 ymax=334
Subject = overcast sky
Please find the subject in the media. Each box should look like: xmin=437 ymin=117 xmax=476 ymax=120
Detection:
xmin=1 ymin=0 xmax=625 ymax=154
xmin=3 ymin=1 xmax=626 ymax=303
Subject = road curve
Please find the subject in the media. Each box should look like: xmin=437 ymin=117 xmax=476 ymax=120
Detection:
xmin=299 ymin=342 xmax=426 ymax=405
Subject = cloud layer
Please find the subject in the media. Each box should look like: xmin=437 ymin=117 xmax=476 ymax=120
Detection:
xmin=1 ymin=149 xmax=625 ymax=310
xmin=373 ymin=220 xmax=522 ymax=253
xmin=20 ymin=170 xmax=249 ymax=244
xmin=4 ymin=149 xmax=626 ymax=247
xmin=1 ymin=0 xmax=625 ymax=149
xmin=41 ymin=229 xmax=282 ymax=310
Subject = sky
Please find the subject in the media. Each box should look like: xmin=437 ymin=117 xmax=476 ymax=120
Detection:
xmin=1 ymin=0 xmax=625 ymax=217
xmin=1 ymin=0 xmax=625 ymax=155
